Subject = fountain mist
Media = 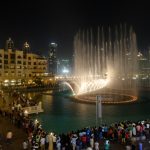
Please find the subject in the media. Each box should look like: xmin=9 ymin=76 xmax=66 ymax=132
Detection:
xmin=74 ymin=25 xmax=138 ymax=95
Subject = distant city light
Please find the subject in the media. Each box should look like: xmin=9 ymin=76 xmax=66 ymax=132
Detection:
xmin=132 ymin=77 xmax=137 ymax=80
xmin=50 ymin=42 xmax=57 ymax=47
xmin=62 ymin=68 xmax=69 ymax=74
xmin=137 ymin=52 xmax=143 ymax=57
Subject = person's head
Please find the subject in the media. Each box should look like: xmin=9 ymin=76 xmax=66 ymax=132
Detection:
xmin=105 ymin=140 xmax=109 ymax=145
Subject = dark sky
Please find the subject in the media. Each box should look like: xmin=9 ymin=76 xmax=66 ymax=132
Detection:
xmin=0 ymin=0 xmax=150 ymax=58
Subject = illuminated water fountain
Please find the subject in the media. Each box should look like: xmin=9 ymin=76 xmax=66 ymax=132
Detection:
xmin=73 ymin=25 xmax=138 ymax=103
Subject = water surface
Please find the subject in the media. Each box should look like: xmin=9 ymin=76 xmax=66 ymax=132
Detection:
xmin=31 ymin=91 xmax=150 ymax=134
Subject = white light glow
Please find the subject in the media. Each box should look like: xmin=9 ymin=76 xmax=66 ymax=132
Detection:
xmin=24 ymin=110 xmax=28 ymax=116
xmin=77 ymin=78 xmax=109 ymax=95
xmin=4 ymin=80 xmax=9 ymax=83
xmin=62 ymin=68 xmax=69 ymax=73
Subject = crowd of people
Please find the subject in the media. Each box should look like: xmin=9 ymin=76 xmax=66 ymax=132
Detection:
xmin=22 ymin=119 xmax=150 ymax=150
xmin=0 ymin=91 xmax=150 ymax=150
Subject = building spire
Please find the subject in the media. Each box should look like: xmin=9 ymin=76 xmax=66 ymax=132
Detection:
xmin=5 ymin=37 xmax=14 ymax=50
xmin=23 ymin=41 xmax=30 ymax=53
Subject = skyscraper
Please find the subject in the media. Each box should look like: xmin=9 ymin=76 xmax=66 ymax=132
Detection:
xmin=48 ymin=42 xmax=57 ymax=75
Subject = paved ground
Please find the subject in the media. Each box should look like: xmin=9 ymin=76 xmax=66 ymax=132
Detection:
xmin=0 ymin=115 xmax=28 ymax=150
xmin=0 ymin=92 xmax=28 ymax=150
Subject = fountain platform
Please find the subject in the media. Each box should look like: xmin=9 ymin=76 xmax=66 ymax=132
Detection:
xmin=71 ymin=90 xmax=138 ymax=104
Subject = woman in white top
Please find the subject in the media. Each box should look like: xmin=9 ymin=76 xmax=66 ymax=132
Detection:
xmin=56 ymin=141 xmax=61 ymax=150
xmin=94 ymin=141 xmax=99 ymax=150
xmin=90 ymin=136 xmax=94 ymax=149
xmin=6 ymin=131 xmax=13 ymax=144
xmin=22 ymin=140 xmax=28 ymax=150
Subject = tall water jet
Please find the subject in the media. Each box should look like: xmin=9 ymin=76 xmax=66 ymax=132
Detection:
xmin=73 ymin=25 xmax=138 ymax=96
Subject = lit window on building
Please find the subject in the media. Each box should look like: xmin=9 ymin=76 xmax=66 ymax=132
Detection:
xmin=11 ymin=60 xmax=15 ymax=64
xmin=10 ymin=54 xmax=15 ymax=59
xmin=10 ymin=65 xmax=15 ymax=69
xmin=4 ymin=65 xmax=9 ymax=69
xmin=4 ymin=60 xmax=8 ymax=64
xmin=17 ymin=66 xmax=21 ymax=69
xmin=17 ymin=61 xmax=22 ymax=64
xmin=4 ymin=54 xmax=8 ymax=59
xmin=28 ymin=62 xmax=31 ymax=65
xmin=23 ymin=55 xmax=26 ymax=59
xmin=17 ymin=55 xmax=22 ymax=59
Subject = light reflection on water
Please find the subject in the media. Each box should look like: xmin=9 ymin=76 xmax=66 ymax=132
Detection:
xmin=31 ymin=91 xmax=150 ymax=134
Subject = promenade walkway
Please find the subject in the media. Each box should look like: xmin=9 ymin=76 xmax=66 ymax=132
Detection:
xmin=0 ymin=115 xmax=28 ymax=150
xmin=0 ymin=92 xmax=27 ymax=149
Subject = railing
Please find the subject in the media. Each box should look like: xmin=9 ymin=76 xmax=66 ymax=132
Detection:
xmin=22 ymin=102 xmax=44 ymax=114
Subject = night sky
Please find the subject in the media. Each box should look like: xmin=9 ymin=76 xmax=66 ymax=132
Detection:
xmin=0 ymin=0 xmax=150 ymax=59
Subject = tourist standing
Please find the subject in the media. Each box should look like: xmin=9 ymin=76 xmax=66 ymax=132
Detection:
xmin=22 ymin=140 xmax=28 ymax=150
xmin=6 ymin=130 xmax=13 ymax=144
xmin=52 ymin=134 xmax=57 ymax=149
xmin=104 ymin=140 xmax=110 ymax=150
xmin=90 ymin=136 xmax=94 ymax=149
xmin=71 ymin=134 xmax=78 ymax=150
xmin=56 ymin=141 xmax=61 ymax=150
xmin=48 ymin=133 xmax=53 ymax=150
xmin=45 ymin=134 xmax=49 ymax=150
xmin=132 ymin=125 xmax=136 ymax=136
xmin=121 ymin=129 xmax=126 ymax=144
xmin=40 ymin=135 xmax=46 ymax=150
xmin=86 ymin=147 xmax=92 ymax=150
xmin=94 ymin=141 xmax=99 ymax=150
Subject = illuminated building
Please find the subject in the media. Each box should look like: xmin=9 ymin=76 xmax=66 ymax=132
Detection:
xmin=0 ymin=39 xmax=47 ymax=86
xmin=48 ymin=42 xmax=57 ymax=75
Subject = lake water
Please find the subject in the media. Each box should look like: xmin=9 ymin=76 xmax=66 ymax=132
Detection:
xmin=31 ymin=90 xmax=150 ymax=134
